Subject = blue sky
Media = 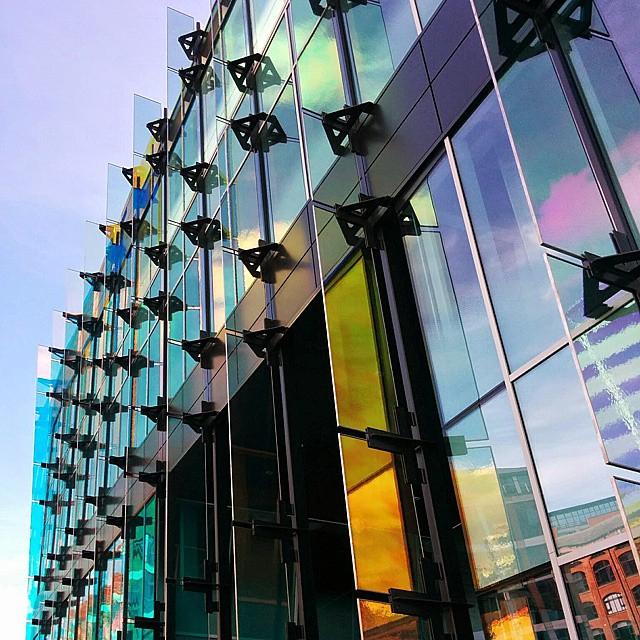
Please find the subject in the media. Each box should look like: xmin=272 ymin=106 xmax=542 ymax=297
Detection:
xmin=0 ymin=1 xmax=207 ymax=636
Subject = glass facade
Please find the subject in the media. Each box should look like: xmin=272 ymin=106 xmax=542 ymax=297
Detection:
xmin=26 ymin=1 xmax=640 ymax=640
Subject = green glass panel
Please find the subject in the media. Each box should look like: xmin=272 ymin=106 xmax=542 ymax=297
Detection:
xmin=251 ymin=0 xmax=287 ymax=51
xmin=303 ymin=113 xmax=339 ymax=191
xmin=291 ymin=0 xmax=323 ymax=56
xmin=266 ymin=86 xmax=307 ymax=242
xmin=297 ymin=18 xmax=345 ymax=114
xmin=229 ymin=157 xmax=261 ymax=250
xmin=258 ymin=19 xmax=291 ymax=113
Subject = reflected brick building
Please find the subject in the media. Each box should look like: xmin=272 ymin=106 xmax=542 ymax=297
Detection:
xmin=25 ymin=0 xmax=640 ymax=639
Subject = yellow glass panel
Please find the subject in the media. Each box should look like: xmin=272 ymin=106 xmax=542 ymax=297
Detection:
xmin=325 ymin=257 xmax=389 ymax=431
xmin=450 ymin=447 xmax=517 ymax=589
xmin=359 ymin=600 xmax=419 ymax=639
xmin=342 ymin=436 xmax=412 ymax=592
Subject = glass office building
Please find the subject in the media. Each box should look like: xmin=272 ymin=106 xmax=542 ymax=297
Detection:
xmin=25 ymin=0 xmax=640 ymax=638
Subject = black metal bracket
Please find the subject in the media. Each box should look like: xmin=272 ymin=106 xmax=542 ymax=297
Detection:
xmin=120 ymin=218 xmax=150 ymax=240
xmin=322 ymin=102 xmax=374 ymax=155
xmin=143 ymin=292 xmax=184 ymax=320
xmin=388 ymin=588 xmax=471 ymax=619
xmin=116 ymin=303 xmax=148 ymax=329
xmin=237 ymin=241 xmax=281 ymax=280
xmin=180 ymin=216 xmax=221 ymax=250
xmin=365 ymin=427 xmax=467 ymax=457
xmin=178 ymin=28 xmax=207 ymax=61
xmin=79 ymin=271 xmax=104 ymax=291
xmin=146 ymin=117 xmax=168 ymax=143
xmin=182 ymin=401 xmax=218 ymax=437
xmin=182 ymin=332 xmax=220 ymax=368
xmin=62 ymin=312 xmax=103 ymax=337
xmin=227 ymin=53 xmax=262 ymax=91
xmin=179 ymin=63 xmax=207 ymax=93
xmin=397 ymin=203 xmax=422 ymax=238
xmin=230 ymin=112 xmax=287 ymax=152
xmin=127 ymin=461 xmax=166 ymax=488
xmin=93 ymin=355 xmax=117 ymax=377
xmin=145 ymin=150 xmax=166 ymax=176
xmin=144 ymin=242 xmax=169 ymax=268
xmin=242 ymin=325 xmax=287 ymax=361
xmin=181 ymin=560 xmax=218 ymax=614
xmin=180 ymin=162 xmax=209 ymax=193
xmin=139 ymin=397 xmax=179 ymax=432
xmin=122 ymin=166 xmax=134 ymax=186
xmin=334 ymin=194 xmax=393 ymax=248
xmin=113 ymin=351 xmax=149 ymax=376
xmin=105 ymin=273 xmax=131 ymax=294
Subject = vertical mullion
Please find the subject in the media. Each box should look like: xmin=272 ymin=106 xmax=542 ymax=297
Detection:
xmin=445 ymin=135 xmax=581 ymax=640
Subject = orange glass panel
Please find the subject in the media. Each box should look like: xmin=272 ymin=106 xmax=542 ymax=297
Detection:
xmin=359 ymin=600 xmax=420 ymax=639
xmin=325 ymin=257 xmax=389 ymax=431
xmin=484 ymin=605 xmax=535 ymax=640
xmin=341 ymin=436 xmax=412 ymax=592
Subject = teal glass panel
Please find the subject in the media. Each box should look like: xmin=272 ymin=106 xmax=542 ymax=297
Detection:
xmin=499 ymin=42 xmax=615 ymax=256
xmin=222 ymin=0 xmax=248 ymax=118
xmin=404 ymin=156 xmax=502 ymax=423
xmin=515 ymin=348 xmax=624 ymax=554
xmin=167 ymin=8 xmax=194 ymax=71
xmin=226 ymin=95 xmax=252 ymax=179
xmin=448 ymin=392 xmax=548 ymax=589
xmin=182 ymin=101 xmax=201 ymax=168
xmin=553 ymin=20 xmax=640 ymax=239
xmin=297 ymin=18 xmax=345 ymax=114
xmin=168 ymin=140 xmax=186 ymax=224
xmin=303 ymin=113 xmax=339 ymax=191
xmin=228 ymin=157 xmax=261 ymax=250
xmin=202 ymin=60 xmax=223 ymax=162
xmin=575 ymin=302 xmax=640 ymax=471
xmin=341 ymin=0 xmax=414 ymax=101
xmin=266 ymin=86 xmax=307 ymax=241
xmin=257 ymin=18 xmax=291 ymax=113
xmin=291 ymin=1 xmax=323 ymax=57
xmin=453 ymin=91 xmax=565 ymax=371
xmin=251 ymin=0 xmax=286 ymax=51
xmin=211 ymin=230 xmax=226 ymax=332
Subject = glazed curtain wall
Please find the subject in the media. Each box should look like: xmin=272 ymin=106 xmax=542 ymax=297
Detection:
xmin=401 ymin=3 xmax=640 ymax=638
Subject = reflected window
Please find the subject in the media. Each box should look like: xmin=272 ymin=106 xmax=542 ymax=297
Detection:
xmin=621 ymin=551 xmax=639 ymax=577
xmin=594 ymin=560 xmax=616 ymax=586
xmin=633 ymin=585 xmax=640 ymax=607
xmin=583 ymin=601 xmax=598 ymax=620
xmin=604 ymin=592 xmax=627 ymax=614
xmin=572 ymin=570 xmax=589 ymax=593
xmin=613 ymin=620 xmax=637 ymax=640
xmin=593 ymin=630 xmax=605 ymax=640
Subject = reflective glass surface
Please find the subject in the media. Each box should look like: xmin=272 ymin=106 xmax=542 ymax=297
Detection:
xmin=404 ymin=156 xmax=502 ymax=423
xmin=448 ymin=392 xmax=548 ymax=588
xmin=515 ymin=348 xmax=624 ymax=553
xmin=453 ymin=91 xmax=565 ymax=371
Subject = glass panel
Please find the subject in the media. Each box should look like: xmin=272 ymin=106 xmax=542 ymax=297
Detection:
xmin=291 ymin=0 xmax=323 ymax=56
xmin=359 ymin=600 xmax=427 ymax=639
xmin=257 ymin=18 xmax=290 ymax=113
xmin=564 ymin=543 xmax=640 ymax=640
xmin=616 ymin=478 xmax=640 ymax=559
xmin=251 ymin=0 xmax=286 ymax=52
xmin=515 ymin=348 xmax=624 ymax=553
xmin=266 ymin=85 xmax=307 ymax=242
xmin=228 ymin=156 xmax=261 ymax=250
xmin=575 ymin=303 xmax=640 ymax=471
xmin=553 ymin=22 xmax=640 ymax=238
xmin=479 ymin=569 xmax=570 ymax=640
xmin=341 ymin=0 xmax=414 ymax=102
xmin=167 ymin=8 xmax=194 ymax=71
xmin=324 ymin=257 xmax=391 ymax=431
xmin=448 ymin=392 xmax=548 ymax=589
xmin=416 ymin=0 xmax=444 ymax=26
xmin=303 ymin=113 xmax=339 ymax=191
xmin=404 ymin=156 xmax=502 ymax=423
xmin=297 ymin=18 xmax=345 ymax=114
xmin=133 ymin=95 xmax=162 ymax=158
xmin=498 ymin=42 xmax=615 ymax=256
xmin=341 ymin=436 xmax=413 ymax=593
xmin=453 ymin=91 xmax=565 ymax=371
